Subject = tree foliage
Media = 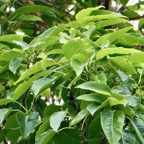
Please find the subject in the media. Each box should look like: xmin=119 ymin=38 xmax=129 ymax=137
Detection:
xmin=0 ymin=0 xmax=144 ymax=144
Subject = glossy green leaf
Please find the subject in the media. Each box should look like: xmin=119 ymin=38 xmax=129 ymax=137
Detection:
xmin=101 ymin=109 xmax=125 ymax=144
xmin=35 ymin=129 xmax=55 ymax=144
xmin=9 ymin=57 xmax=22 ymax=74
xmin=50 ymin=109 xmax=68 ymax=132
xmin=70 ymin=109 xmax=88 ymax=126
xmin=76 ymin=81 xmax=111 ymax=96
xmin=16 ymin=111 xmax=39 ymax=138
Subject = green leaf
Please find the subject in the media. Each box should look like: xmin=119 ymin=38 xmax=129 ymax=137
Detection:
xmin=53 ymin=129 xmax=81 ymax=144
xmin=36 ymin=118 xmax=50 ymax=140
xmin=35 ymin=129 xmax=55 ymax=144
xmin=13 ymin=80 xmax=31 ymax=100
xmin=31 ymin=75 xmax=57 ymax=96
xmin=120 ymin=130 xmax=138 ymax=144
xmin=130 ymin=118 xmax=144 ymax=143
xmin=76 ymin=93 xmax=108 ymax=103
xmin=96 ymin=27 xmax=132 ymax=46
xmin=62 ymin=39 xmax=86 ymax=60
xmin=96 ymin=47 xmax=143 ymax=60
xmin=18 ymin=14 xmax=43 ymax=22
xmin=95 ymin=18 xmax=128 ymax=29
xmin=0 ymin=108 xmax=11 ymax=124
xmin=0 ymin=34 xmax=23 ymax=48
xmin=16 ymin=111 xmax=39 ymax=138
xmin=15 ymin=59 xmax=55 ymax=84
xmin=70 ymin=59 xmax=84 ymax=76
xmin=0 ymin=50 xmax=25 ymax=62
xmin=109 ymin=57 xmax=137 ymax=75
xmin=50 ymin=110 xmax=68 ymax=132
xmin=88 ymin=114 xmax=102 ymax=144
xmin=9 ymin=5 xmax=54 ymax=19
xmin=87 ymin=103 xmax=100 ymax=115
xmin=9 ymin=57 xmax=22 ymax=74
xmin=70 ymin=109 xmax=88 ymax=126
xmin=75 ymin=6 xmax=104 ymax=22
xmin=101 ymin=109 xmax=125 ymax=144
xmin=76 ymin=81 xmax=111 ymax=96
xmin=13 ymin=40 xmax=29 ymax=50
xmin=120 ymin=0 xmax=129 ymax=6
xmin=13 ymin=70 xmax=52 ymax=100
xmin=0 ymin=99 xmax=13 ymax=106
xmin=117 ymin=34 xmax=144 ymax=47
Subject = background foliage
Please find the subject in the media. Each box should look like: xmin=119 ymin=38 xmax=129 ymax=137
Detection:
xmin=0 ymin=0 xmax=144 ymax=144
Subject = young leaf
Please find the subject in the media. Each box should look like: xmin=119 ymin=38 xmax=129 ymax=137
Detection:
xmin=101 ymin=109 xmax=125 ymax=144
xmin=50 ymin=109 xmax=68 ymax=132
